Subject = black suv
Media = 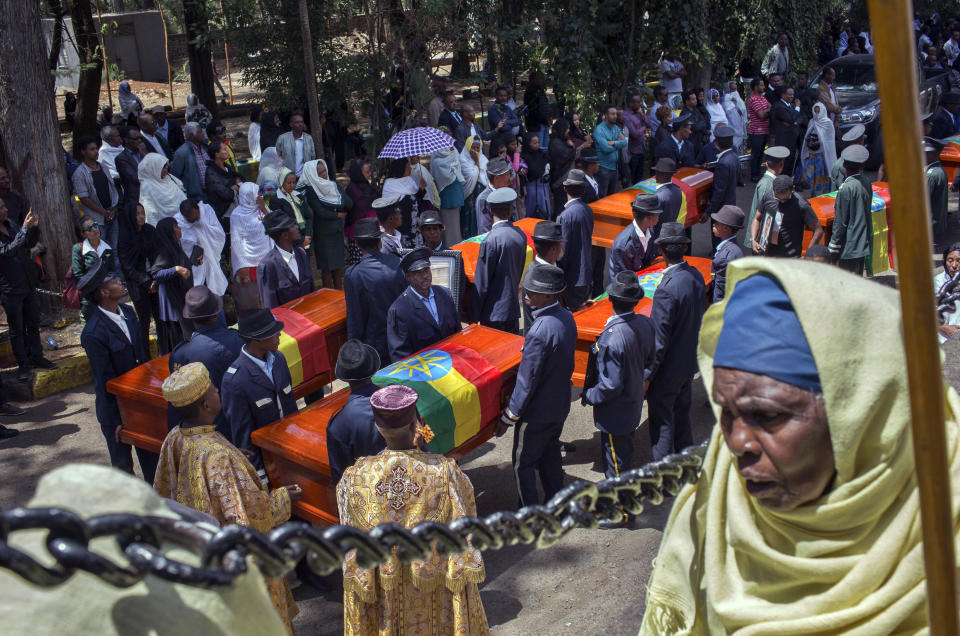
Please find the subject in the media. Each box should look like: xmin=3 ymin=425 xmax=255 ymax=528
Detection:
xmin=810 ymin=54 xmax=952 ymax=168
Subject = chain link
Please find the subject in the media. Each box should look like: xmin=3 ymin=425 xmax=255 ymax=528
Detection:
xmin=0 ymin=441 xmax=707 ymax=588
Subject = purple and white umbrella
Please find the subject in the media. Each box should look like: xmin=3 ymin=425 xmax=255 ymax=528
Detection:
xmin=378 ymin=126 xmax=456 ymax=159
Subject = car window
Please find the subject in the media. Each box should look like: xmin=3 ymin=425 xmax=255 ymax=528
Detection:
xmin=810 ymin=64 xmax=877 ymax=92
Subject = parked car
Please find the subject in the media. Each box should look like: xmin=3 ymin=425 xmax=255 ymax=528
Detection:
xmin=810 ymin=54 xmax=952 ymax=168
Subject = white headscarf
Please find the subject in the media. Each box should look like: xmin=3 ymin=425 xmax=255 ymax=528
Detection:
xmin=257 ymin=147 xmax=282 ymax=186
xmin=297 ymin=159 xmax=342 ymax=205
xmin=230 ymin=182 xmax=273 ymax=274
xmin=722 ymin=81 xmax=748 ymax=149
xmin=138 ymin=153 xmax=187 ymax=227
xmin=275 ymin=167 xmax=304 ymax=226
xmin=175 ymin=201 xmax=228 ymax=295
xmin=802 ymin=102 xmax=837 ymax=169
xmin=459 ymin=137 xmax=489 ymax=195
xmin=247 ymin=122 xmax=261 ymax=163
xmin=429 ymin=147 xmax=464 ymax=192
xmin=409 ymin=161 xmax=439 ymax=206
xmin=706 ymin=88 xmax=730 ymax=141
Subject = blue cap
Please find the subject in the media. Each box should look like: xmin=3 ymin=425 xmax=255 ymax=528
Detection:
xmin=714 ymin=273 xmax=821 ymax=391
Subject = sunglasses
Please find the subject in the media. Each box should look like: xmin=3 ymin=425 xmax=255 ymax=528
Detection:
xmin=84 ymin=222 xmax=100 ymax=231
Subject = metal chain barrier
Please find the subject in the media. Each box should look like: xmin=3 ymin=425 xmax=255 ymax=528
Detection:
xmin=0 ymin=441 xmax=708 ymax=589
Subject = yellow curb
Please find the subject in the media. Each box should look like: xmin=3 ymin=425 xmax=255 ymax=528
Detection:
xmin=29 ymin=336 xmax=159 ymax=400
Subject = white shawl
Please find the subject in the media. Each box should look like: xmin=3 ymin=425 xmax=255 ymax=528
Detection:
xmin=297 ymin=159 xmax=341 ymax=205
xmin=459 ymin=138 xmax=489 ymax=195
xmin=429 ymin=147 xmax=464 ymax=192
xmin=706 ymin=88 xmax=730 ymax=141
xmin=410 ymin=162 xmax=439 ymax=206
xmin=175 ymin=201 xmax=228 ymax=295
xmin=257 ymin=146 xmax=282 ymax=186
xmin=230 ymin=182 xmax=274 ymax=274
xmin=138 ymin=153 xmax=187 ymax=227
xmin=382 ymin=175 xmax=420 ymax=199
xmin=247 ymin=122 xmax=262 ymax=163
xmin=802 ymin=102 xmax=837 ymax=169
xmin=722 ymin=83 xmax=748 ymax=149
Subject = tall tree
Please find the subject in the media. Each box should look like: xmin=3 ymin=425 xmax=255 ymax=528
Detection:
xmin=0 ymin=0 xmax=75 ymax=292
xmin=68 ymin=0 xmax=104 ymax=148
xmin=298 ymin=0 xmax=325 ymax=159
xmin=46 ymin=0 xmax=67 ymax=72
xmin=182 ymin=0 xmax=218 ymax=118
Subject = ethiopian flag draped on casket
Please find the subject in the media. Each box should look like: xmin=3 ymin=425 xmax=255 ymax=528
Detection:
xmin=372 ymin=343 xmax=503 ymax=453
xmin=629 ymin=177 xmax=699 ymax=225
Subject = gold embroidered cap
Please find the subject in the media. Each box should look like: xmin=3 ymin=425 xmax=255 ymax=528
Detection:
xmin=162 ymin=362 xmax=211 ymax=407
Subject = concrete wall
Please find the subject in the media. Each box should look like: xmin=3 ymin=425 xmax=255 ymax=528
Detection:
xmin=96 ymin=10 xmax=169 ymax=83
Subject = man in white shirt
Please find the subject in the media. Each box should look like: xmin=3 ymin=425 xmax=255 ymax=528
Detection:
xmin=137 ymin=112 xmax=170 ymax=159
xmin=946 ymin=31 xmax=960 ymax=68
xmin=97 ymin=125 xmax=124 ymax=181
xmin=608 ymin=193 xmax=662 ymax=279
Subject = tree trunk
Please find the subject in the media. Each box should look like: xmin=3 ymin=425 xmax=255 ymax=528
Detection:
xmin=0 ymin=1 xmax=74 ymax=293
xmin=111 ymin=0 xmax=124 ymax=13
xmin=46 ymin=0 xmax=66 ymax=72
xmin=297 ymin=0 xmax=324 ymax=159
xmin=69 ymin=0 xmax=104 ymax=149
xmin=686 ymin=61 xmax=713 ymax=96
xmin=182 ymin=0 xmax=218 ymax=118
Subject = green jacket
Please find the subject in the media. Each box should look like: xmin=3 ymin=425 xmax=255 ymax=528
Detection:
xmin=749 ymin=172 xmax=776 ymax=241
xmin=302 ymin=185 xmax=353 ymax=237
xmin=927 ymin=161 xmax=948 ymax=235
xmin=829 ymin=157 xmax=846 ymax=192
xmin=829 ymin=173 xmax=872 ymax=260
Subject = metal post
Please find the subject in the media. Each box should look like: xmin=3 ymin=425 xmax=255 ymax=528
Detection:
xmin=159 ymin=6 xmax=175 ymax=110
xmin=867 ymin=0 xmax=959 ymax=632
xmin=217 ymin=0 xmax=233 ymax=105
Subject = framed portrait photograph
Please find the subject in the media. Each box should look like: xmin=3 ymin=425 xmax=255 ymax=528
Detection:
xmin=398 ymin=249 xmax=466 ymax=311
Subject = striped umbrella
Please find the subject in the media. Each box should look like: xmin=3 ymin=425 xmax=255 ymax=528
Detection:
xmin=377 ymin=126 xmax=456 ymax=159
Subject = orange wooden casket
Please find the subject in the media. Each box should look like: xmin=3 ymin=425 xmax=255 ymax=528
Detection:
xmin=806 ymin=182 xmax=894 ymax=269
xmin=941 ymin=140 xmax=960 ymax=184
xmin=107 ymin=288 xmax=348 ymax=453
xmin=588 ymin=168 xmax=714 ymax=248
xmin=250 ymin=324 xmax=524 ymax=526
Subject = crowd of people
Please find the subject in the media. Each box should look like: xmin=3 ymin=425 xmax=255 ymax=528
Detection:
xmin=6 ymin=9 xmax=960 ymax=633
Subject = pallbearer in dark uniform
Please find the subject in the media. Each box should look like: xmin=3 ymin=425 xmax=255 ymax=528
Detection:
xmin=576 ymin=151 xmax=601 ymax=203
xmin=475 ymin=187 xmax=526 ymax=333
xmin=710 ymin=205 xmax=745 ymax=303
xmin=582 ymin=271 xmax=655 ymax=480
xmin=418 ymin=209 xmax=446 ymax=251
xmin=497 ymin=264 xmax=577 ymax=506
xmin=654 ymin=113 xmax=696 ymax=168
xmin=221 ymin=309 xmax=299 ymax=482
xmin=652 ymin=158 xmax=683 ymax=233
xmin=325 ymin=339 xmax=386 ymax=484
xmin=169 ymin=285 xmax=244 ymax=435
xmin=257 ymin=210 xmax=314 ymax=309
xmin=344 ymin=217 xmax=406 ymax=364
xmin=608 ymin=193 xmax=661 ymax=279
xmin=644 ymin=222 xmax=706 ymax=460
xmin=78 ymin=257 xmax=158 ymax=482
xmin=387 ymin=247 xmax=461 ymax=362
xmin=704 ymin=125 xmax=739 ymax=249
xmin=557 ymin=169 xmax=594 ymax=310
xmin=524 ymin=220 xmax=565 ymax=331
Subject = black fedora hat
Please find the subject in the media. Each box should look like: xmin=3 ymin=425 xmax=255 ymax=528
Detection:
xmin=182 ymin=285 xmax=222 ymax=320
xmin=418 ymin=210 xmax=444 ymax=228
xmin=943 ymin=91 xmax=960 ymax=105
xmin=653 ymin=157 xmax=677 ymax=174
xmin=353 ymin=217 xmax=383 ymax=240
xmin=710 ymin=205 xmax=745 ymax=229
xmin=579 ymin=150 xmax=599 ymax=164
xmin=262 ymin=209 xmax=296 ymax=235
xmin=654 ymin=221 xmax=691 ymax=245
xmin=77 ymin=256 xmax=112 ymax=297
xmin=606 ymin=270 xmax=644 ymax=303
xmin=237 ymin=308 xmax=284 ymax=340
xmin=522 ymin=262 xmax=566 ymax=294
xmin=632 ymin=193 xmax=663 ymax=215
xmin=533 ymin=220 xmax=564 ymax=242
xmin=335 ymin=339 xmax=381 ymax=382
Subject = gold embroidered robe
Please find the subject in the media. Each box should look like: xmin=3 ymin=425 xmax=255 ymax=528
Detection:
xmin=153 ymin=424 xmax=298 ymax=633
xmin=337 ymin=449 xmax=490 ymax=636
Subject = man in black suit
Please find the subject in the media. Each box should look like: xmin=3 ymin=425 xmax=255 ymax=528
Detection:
xmin=574 ymin=151 xmax=602 ymax=203
xmin=152 ymin=106 xmax=184 ymax=151
xmin=344 ymin=218 xmax=406 ymax=363
xmin=652 ymin=158 xmax=683 ymax=237
xmin=325 ymin=339 xmax=386 ymax=484
xmin=168 ymin=286 xmax=243 ymax=436
xmin=557 ymin=169 xmax=595 ymax=310
xmin=437 ymin=92 xmax=463 ymax=134
xmin=257 ymin=210 xmax=314 ymax=308
xmin=654 ymin=113 xmax=696 ymax=168
xmin=679 ymin=89 xmax=709 ymax=154
xmin=644 ymin=223 xmax=706 ymax=461
xmin=453 ymin=104 xmax=497 ymax=152
xmin=475 ymin=187 xmax=527 ymax=333
xmin=115 ymin=125 xmax=149 ymax=228
xmin=78 ymin=257 xmax=157 ymax=481
xmin=931 ymin=91 xmax=960 ymax=139
xmin=770 ymin=87 xmax=802 ymax=175
xmin=704 ymin=126 xmax=741 ymax=248
xmin=386 ymin=247 xmax=461 ymax=362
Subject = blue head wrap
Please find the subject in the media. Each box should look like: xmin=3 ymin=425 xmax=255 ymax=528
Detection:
xmin=713 ymin=273 xmax=821 ymax=391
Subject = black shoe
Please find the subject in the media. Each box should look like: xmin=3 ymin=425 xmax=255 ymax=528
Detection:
xmin=17 ymin=366 xmax=31 ymax=382
xmin=30 ymin=357 xmax=56 ymax=370
xmin=0 ymin=403 xmax=25 ymax=417
xmin=0 ymin=425 xmax=19 ymax=439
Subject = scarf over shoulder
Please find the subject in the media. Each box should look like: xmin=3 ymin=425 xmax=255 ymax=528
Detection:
xmin=640 ymin=257 xmax=960 ymax=635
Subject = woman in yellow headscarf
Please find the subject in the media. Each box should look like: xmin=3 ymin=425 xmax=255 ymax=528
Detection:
xmin=640 ymin=256 xmax=960 ymax=635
